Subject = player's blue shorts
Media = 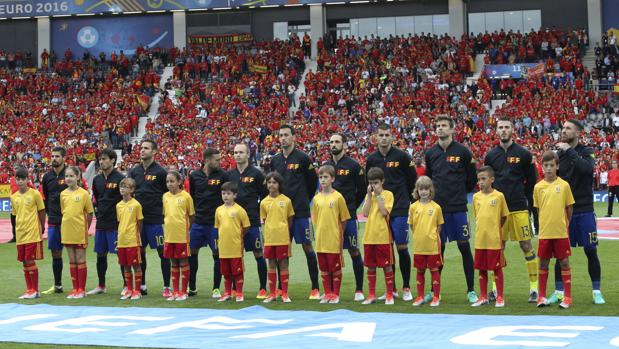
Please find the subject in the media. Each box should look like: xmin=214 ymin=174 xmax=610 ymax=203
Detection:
xmin=291 ymin=217 xmax=313 ymax=244
xmin=442 ymin=212 xmax=471 ymax=243
xmin=244 ymin=227 xmax=263 ymax=252
xmin=94 ymin=230 xmax=118 ymax=254
xmin=189 ymin=223 xmax=218 ymax=251
xmin=343 ymin=219 xmax=360 ymax=250
xmin=141 ymin=224 xmax=164 ymax=249
xmin=389 ymin=216 xmax=409 ymax=245
xmin=569 ymin=211 xmax=598 ymax=249
xmin=47 ymin=224 xmax=63 ymax=251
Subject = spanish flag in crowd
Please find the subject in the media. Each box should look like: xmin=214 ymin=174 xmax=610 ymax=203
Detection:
xmin=136 ymin=94 xmax=151 ymax=112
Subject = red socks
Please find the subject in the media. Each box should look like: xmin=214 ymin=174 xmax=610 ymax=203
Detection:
xmin=181 ymin=263 xmax=189 ymax=295
xmin=224 ymin=277 xmax=233 ymax=295
xmin=70 ymin=263 xmax=78 ymax=290
xmin=561 ymin=267 xmax=572 ymax=298
xmin=234 ymin=274 xmax=244 ymax=296
xmin=124 ymin=271 xmax=134 ymax=292
xmin=321 ymin=272 xmax=332 ymax=296
xmin=385 ymin=270 xmax=394 ymax=296
xmin=333 ymin=271 xmax=342 ymax=297
xmin=77 ymin=263 xmax=87 ymax=291
xmin=171 ymin=266 xmax=180 ymax=293
xmin=134 ymin=269 xmax=143 ymax=291
xmin=30 ymin=265 xmax=39 ymax=292
xmin=367 ymin=270 xmax=377 ymax=297
xmin=268 ymin=270 xmax=277 ymax=296
xmin=416 ymin=270 xmax=425 ymax=298
xmin=430 ymin=269 xmax=440 ymax=297
xmin=495 ymin=268 xmax=504 ymax=298
xmin=539 ymin=268 xmax=549 ymax=298
xmin=479 ymin=270 xmax=488 ymax=298
xmin=23 ymin=266 xmax=32 ymax=291
xmin=280 ymin=270 xmax=289 ymax=294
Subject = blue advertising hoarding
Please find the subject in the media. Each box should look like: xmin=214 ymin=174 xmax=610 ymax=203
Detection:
xmin=51 ymin=15 xmax=173 ymax=58
xmin=0 ymin=0 xmax=345 ymax=18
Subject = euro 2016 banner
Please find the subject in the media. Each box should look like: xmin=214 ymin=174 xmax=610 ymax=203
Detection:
xmin=0 ymin=0 xmax=350 ymax=18
xmin=51 ymin=15 xmax=173 ymax=58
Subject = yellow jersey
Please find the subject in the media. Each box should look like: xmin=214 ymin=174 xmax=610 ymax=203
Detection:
xmin=473 ymin=190 xmax=509 ymax=250
xmin=163 ymin=191 xmax=195 ymax=243
xmin=11 ymin=188 xmax=45 ymax=245
xmin=116 ymin=198 xmax=144 ymax=248
xmin=260 ymin=194 xmax=294 ymax=246
xmin=533 ymin=178 xmax=575 ymax=239
xmin=215 ymin=203 xmax=250 ymax=258
xmin=60 ymin=187 xmax=94 ymax=244
xmin=312 ymin=190 xmax=351 ymax=253
xmin=408 ymin=200 xmax=443 ymax=255
xmin=363 ymin=190 xmax=394 ymax=245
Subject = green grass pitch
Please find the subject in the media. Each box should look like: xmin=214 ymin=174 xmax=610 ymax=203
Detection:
xmin=1 ymin=203 xmax=618 ymax=348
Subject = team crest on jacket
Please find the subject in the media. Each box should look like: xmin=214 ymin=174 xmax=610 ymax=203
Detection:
xmin=385 ymin=161 xmax=399 ymax=168
xmin=241 ymin=177 xmax=255 ymax=183
xmin=428 ymin=208 xmax=434 ymax=216
xmin=106 ymin=183 xmax=118 ymax=189
xmin=555 ymin=186 xmax=561 ymax=193
xmin=507 ymin=157 xmax=521 ymax=164
xmin=208 ymin=179 xmax=221 ymax=185
xmin=287 ymin=163 xmax=300 ymax=170
xmin=337 ymin=169 xmax=350 ymax=176
xmin=58 ymin=179 xmax=66 ymax=185
xmin=74 ymin=195 xmax=81 ymax=202
xmin=278 ymin=201 xmax=285 ymax=208
xmin=329 ymin=201 xmax=335 ymax=208
xmin=145 ymin=175 xmax=157 ymax=181
xmin=446 ymin=156 xmax=460 ymax=163
xmin=177 ymin=198 xmax=184 ymax=205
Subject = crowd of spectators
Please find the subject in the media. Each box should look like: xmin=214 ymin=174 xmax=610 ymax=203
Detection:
xmin=594 ymin=31 xmax=619 ymax=86
xmin=0 ymin=46 xmax=168 ymax=185
xmin=0 ymin=28 xmax=617 ymax=189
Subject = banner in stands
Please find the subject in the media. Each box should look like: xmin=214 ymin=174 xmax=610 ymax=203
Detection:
xmin=484 ymin=63 xmax=542 ymax=79
xmin=0 ymin=0 xmax=350 ymax=18
xmin=188 ymin=33 xmax=253 ymax=46
xmin=51 ymin=15 xmax=173 ymax=58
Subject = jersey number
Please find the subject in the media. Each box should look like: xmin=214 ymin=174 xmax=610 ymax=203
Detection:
xmin=589 ymin=232 xmax=598 ymax=244
xmin=462 ymin=225 xmax=469 ymax=237
xmin=156 ymin=235 xmax=164 ymax=247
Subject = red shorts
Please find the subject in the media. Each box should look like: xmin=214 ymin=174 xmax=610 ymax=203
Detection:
xmin=264 ymin=245 xmax=290 ymax=260
xmin=413 ymin=253 xmax=442 ymax=270
xmin=220 ymin=257 xmax=244 ymax=277
xmin=317 ymin=252 xmax=343 ymax=272
xmin=474 ymin=249 xmax=506 ymax=270
xmin=538 ymin=238 xmax=571 ymax=260
xmin=364 ymin=244 xmax=394 ymax=268
xmin=117 ymin=247 xmax=141 ymax=266
xmin=63 ymin=244 xmax=87 ymax=249
xmin=163 ymin=243 xmax=189 ymax=259
xmin=17 ymin=241 xmax=44 ymax=262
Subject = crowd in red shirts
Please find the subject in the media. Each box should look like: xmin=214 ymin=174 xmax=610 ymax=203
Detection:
xmin=123 ymin=38 xmax=307 ymax=172
xmin=0 ymin=29 xmax=617 ymax=186
xmin=0 ymin=47 xmax=167 ymax=185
